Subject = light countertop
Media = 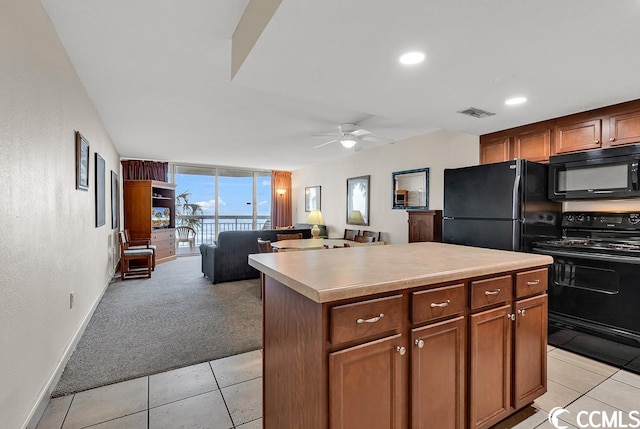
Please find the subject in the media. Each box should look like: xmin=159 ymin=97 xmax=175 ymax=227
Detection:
xmin=248 ymin=242 xmax=553 ymax=303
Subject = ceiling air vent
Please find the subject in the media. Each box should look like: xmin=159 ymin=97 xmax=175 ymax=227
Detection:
xmin=457 ymin=107 xmax=496 ymax=118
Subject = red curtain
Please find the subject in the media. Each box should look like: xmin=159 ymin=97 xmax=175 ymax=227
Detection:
xmin=121 ymin=160 xmax=168 ymax=181
xmin=271 ymin=171 xmax=292 ymax=228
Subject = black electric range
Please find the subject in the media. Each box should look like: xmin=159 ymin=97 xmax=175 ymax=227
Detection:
xmin=533 ymin=212 xmax=640 ymax=374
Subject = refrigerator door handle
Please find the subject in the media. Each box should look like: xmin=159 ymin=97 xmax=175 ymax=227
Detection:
xmin=512 ymin=162 xmax=522 ymax=220
xmin=512 ymin=220 xmax=521 ymax=251
xmin=512 ymin=161 xmax=522 ymax=251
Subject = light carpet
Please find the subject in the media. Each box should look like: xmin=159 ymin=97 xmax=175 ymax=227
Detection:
xmin=52 ymin=256 xmax=262 ymax=397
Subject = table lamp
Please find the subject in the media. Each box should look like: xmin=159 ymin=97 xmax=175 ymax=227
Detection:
xmin=306 ymin=210 xmax=325 ymax=238
xmin=348 ymin=210 xmax=365 ymax=225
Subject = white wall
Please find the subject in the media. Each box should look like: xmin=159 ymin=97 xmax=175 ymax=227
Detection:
xmin=0 ymin=1 xmax=120 ymax=427
xmin=291 ymin=130 xmax=479 ymax=243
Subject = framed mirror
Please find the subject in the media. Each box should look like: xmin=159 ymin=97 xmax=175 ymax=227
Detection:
xmin=346 ymin=175 xmax=370 ymax=225
xmin=392 ymin=168 xmax=429 ymax=209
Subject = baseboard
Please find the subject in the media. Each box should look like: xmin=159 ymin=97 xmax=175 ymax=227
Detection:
xmin=24 ymin=266 xmax=117 ymax=429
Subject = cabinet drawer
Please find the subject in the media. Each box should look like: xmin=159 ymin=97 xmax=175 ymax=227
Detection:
xmin=330 ymin=295 xmax=403 ymax=344
xmin=470 ymin=275 xmax=512 ymax=310
xmin=156 ymin=246 xmax=175 ymax=260
xmin=411 ymin=283 xmax=466 ymax=324
xmin=515 ymin=268 xmax=547 ymax=298
xmin=152 ymin=228 xmax=174 ymax=241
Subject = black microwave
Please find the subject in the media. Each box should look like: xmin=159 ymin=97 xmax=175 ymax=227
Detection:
xmin=548 ymin=145 xmax=640 ymax=200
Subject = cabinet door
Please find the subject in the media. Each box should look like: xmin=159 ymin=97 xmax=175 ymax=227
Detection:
xmin=329 ymin=334 xmax=407 ymax=429
xmin=513 ymin=129 xmax=552 ymax=162
xmin=555 ymin=119 xmax=602 ymax=154
xmin=480 ymin=137 xmax=510 ymax=164
xmin=513 ymin=294 xmax=548 ymax=409
xmin=469 ymin=304 xmax=512 ymax=429
xmin=409 ymin=213 xmax=433 ymax=243
xmin=411 ymin=317 xmax=465 ymax=429
xmin=608 ymin=110 xmax=640 ymax=147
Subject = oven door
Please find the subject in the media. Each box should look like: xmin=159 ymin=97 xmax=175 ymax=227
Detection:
xmin=533 ymin=248 xmax=640 ymax=337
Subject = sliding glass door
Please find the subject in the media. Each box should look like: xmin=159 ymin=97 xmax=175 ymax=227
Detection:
xmin=172 ymin=165 xmax=271 ymax=249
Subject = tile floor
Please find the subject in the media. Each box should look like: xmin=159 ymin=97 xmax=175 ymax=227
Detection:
xmin=36 ymin=350 xmax=263 ymax=429
xmin=36 ymin=346 xmax=640 ymax=429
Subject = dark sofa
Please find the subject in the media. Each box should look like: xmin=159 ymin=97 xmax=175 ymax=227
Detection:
xmin=199 ymin=228 xmax=312 ymax=284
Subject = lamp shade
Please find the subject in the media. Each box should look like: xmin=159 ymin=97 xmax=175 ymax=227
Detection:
xmin=306 ymin=210 xmax=325 ymax=225
xmin=348 ymin=210 xmax=365 ymax=224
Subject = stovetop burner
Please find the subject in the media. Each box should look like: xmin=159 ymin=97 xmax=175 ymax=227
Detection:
xmin=540 ymin=238 xmax=640 ymax=253
xmin=533 ymin=212 xmax=640 ymax=257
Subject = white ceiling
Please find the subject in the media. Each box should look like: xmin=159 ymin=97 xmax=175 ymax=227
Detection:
xmin=40 ymin=0 xmax=640 ymax=171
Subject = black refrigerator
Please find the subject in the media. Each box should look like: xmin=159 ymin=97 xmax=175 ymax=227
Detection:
xmin=442 ymin=160 xmax=561 ymax=252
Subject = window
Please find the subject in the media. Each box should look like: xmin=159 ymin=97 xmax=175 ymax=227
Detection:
xmin=172 ymin=164 xmax=271 ymax=245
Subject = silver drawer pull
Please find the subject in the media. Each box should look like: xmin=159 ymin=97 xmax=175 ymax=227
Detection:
xmin=396 ymin=346 xmax=406 ymax=355
xmin=430 ymin=300 xmax=451 ymax=308
xmin=526 ymin=280 xmax=540 ymax=286
xmin=356 ymin=313 xmax=384 ymax=324
xmin=484 ymin=289 xmax=501 ymax=296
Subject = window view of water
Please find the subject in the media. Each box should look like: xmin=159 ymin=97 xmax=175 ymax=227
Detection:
xmin=172 ymin=165 xmax=271 ymax=245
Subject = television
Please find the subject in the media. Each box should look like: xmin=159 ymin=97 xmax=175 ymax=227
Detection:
xmin=151 ymin=207 xmax=170 ymax=229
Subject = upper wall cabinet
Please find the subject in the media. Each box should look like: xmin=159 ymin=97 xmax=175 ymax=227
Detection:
xmin=480 ymin=123 xmax=553 ymax=164
xmin=480 ymin=99 xmax=640 ymax=164
xmin=513 ymin=128 xmax=552 ymax=162
xmin=608 ymin=109 xmax=640 ymax=147
xmin=479 ymin=136 xmax=510 ymax=164
xmin=554 ymin=118 xmax=602 ymax=154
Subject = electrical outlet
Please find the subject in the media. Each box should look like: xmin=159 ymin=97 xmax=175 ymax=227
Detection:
xmin=70 ymin=292 xmax=74 ymax=309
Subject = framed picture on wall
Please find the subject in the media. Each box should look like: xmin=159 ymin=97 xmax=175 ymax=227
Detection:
xmin=95 ymin=153 xmax=105 ymax=227
xmin=111 ymin=171 xmax=119 ymax=229
xmin=305 ymin=186 xmax=321 ymax=212
xmin=75 ymin=131 xmax=89 ymax=191
xmin=346 ymin=175 xmax=370 ymax=226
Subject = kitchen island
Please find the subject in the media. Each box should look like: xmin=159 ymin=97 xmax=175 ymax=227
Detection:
xmin=249 ymin=242 xmax=553 ymax=429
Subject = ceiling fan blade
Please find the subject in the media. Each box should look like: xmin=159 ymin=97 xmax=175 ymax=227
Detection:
xmin=360 ymin=135 xmax=394 ymax=144
xmin=351 ymin=129 xmax=371 ymax=137
xmin=313 ymin=139 xmax=339 ymax=149
xmin=311 ymin=133 xmax=340 ymax=137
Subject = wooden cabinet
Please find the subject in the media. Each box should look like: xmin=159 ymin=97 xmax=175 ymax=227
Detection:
xmin=555 ymin=107 xmax=640 ymax=153
xmin=468 ymin=269 xmax=548 ymax=429
xmin=408 ymin=210 xmax=442 ymax=243
xmin=554 ymin=118 xmax=602 ymax=154
xmin=262 ymin=266 xmax=549 ymax=429
xmin=329 ymin=334 xmax=407 ymax=429
xmin=123 ymin=180 xmax=177 ymax=264
xmin=513 ymin=294 xmax=548 ymax=409
xmin=480 ymin=99 xmax=640 ymax=163
xmin=608 ymin=109 xmax=640 ymax=147
xmin=480 ymin=124 xmax=554 ymax=164
xmin=469 ymin=304 xmax=512 ymax=429
xmin=411 ymin=316 xmax=465 ymax=429
xmin=513 ymin=129 xmax=552 ymax=162
xmin=151 ymin=228 xmax=176 ymax=261
xmin=479 ymin=136 xmax=510 ymax=164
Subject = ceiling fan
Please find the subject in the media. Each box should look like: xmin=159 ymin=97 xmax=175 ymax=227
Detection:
xmin=313 ymin=123 xmax=394 ymax=149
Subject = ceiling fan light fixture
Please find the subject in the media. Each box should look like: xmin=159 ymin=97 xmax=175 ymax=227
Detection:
xmin=340 ymin=137 xmax=357 ymax=148
xmin=399 ymin=51 xmax=425 ymax=65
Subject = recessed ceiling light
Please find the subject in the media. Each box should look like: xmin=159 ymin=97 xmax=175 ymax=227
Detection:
xmin=399 ymin=51 xmax=425 ymax=65
xmin=505 ymin=97 xmax=527 ymax=105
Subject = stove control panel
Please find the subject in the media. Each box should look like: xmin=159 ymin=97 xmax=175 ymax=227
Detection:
xmin=562 ymin=212 xmax=640 ymax=229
